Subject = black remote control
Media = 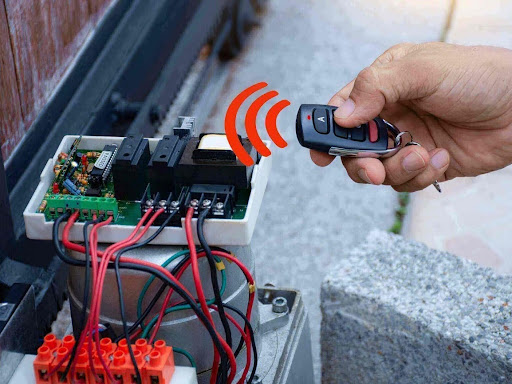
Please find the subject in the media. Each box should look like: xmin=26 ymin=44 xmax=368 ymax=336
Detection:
xmin=296 ymin=104 xmax=401 ymax=158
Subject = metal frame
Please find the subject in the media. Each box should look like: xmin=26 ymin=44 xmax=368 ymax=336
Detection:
xmin=0 ymin=0 xmax=236 ymax=335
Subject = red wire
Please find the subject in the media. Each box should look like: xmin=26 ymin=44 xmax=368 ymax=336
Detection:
xmin=185 ymin=207 xmax=226 ymax=383
xmin=60 ymin=209 xmax=249 ymax=384
xmin=209 ymin=305 xmax=252 ymax=384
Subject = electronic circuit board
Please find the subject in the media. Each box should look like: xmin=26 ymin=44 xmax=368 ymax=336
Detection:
xmin=38 ymin=138 xmax=249 ymax=225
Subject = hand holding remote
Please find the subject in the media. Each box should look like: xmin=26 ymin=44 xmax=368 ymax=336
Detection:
xmin=310 ymin=43 xmax=512 ymax=192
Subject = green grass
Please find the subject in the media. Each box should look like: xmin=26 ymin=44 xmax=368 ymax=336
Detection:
xmin=389 ymin=192 xmax=410 ymax=234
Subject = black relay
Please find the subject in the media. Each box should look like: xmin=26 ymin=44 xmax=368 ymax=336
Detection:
xmin=112 ymin=134 xmax=150 ymax=200
xmin=148 ymin=135 xmax=188 ymax=196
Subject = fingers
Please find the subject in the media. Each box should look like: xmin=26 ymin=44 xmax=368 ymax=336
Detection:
xmin=340 ymin=147 xmax=450 ymax=192
xmin=381 ymin=145 xmax=430 ymax=185
xmin=328 ymin=80 xmax=355 ymax=107
xmin=310 ymin=150 xmax=335 ymax=167
xmin=341 ymin=157 xmax=386 ymax=185
xmin=332 ymin=45 xmax=439 ymax=128
xmin=393 ymin=149 xmax=450 ymax=192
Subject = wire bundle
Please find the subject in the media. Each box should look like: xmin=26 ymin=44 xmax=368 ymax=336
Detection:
xmin=49 ymin=206 xmax=257 ymax=384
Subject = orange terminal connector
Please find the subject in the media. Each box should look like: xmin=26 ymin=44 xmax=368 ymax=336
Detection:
xmin=43 ymin=334 xmax=61 ymax=352
xmin=74 ymin=348 xmax=89 ymax=384
xmin=89 ymin=350 xmax=109 ymax=384
xmin=110 ymin=348 xmax=146 ymax=384
xmin=62 ymin=335 xmax=75 ymax=351
xmin=51 ymin=346 xmax=71 ymax=384
xmin=33 ymin=345 xmax=54 ymax=383
xmin=135 ymin=339 xmax=152 ymax=358
xmin=143 ymin=340 xmax=175 ymax=384
xmin=99 ymin=337 xmax=116 ymax=358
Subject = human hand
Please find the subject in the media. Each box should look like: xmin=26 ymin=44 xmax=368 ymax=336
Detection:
xmin=311 ymin=43 xmax=512 ymax=191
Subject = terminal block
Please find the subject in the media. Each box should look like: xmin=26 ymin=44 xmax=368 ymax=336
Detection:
xmin=144 ymin=340 xmax=175 ymax=384
xmin=34 ymin=334 xmax=176 ymax=384
xmin=184 ymin=184 xmax=235 ymax=218
xmin=45 ymin=195 xmax=118 ymax=221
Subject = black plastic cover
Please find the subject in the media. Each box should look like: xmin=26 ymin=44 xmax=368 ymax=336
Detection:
xmin=112 ymin=134 xmax=150 ymax=200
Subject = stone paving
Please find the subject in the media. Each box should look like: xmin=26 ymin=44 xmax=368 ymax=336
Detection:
xmin=322 ymin=230 xmax=512 ymax=384
xmin=202 ymin=0 xmax=451 ymax=380
xmin=403 ymin=0 xmax=512 ymax=275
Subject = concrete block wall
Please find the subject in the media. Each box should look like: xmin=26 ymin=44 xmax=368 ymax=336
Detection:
xmin=321 ymin=230 xmax=512 ymax=383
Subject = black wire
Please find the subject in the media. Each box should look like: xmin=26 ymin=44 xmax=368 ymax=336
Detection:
xmin=59 ymin=217 xmax=102 ymax=381
xmin=107 ymin=211 xmax=178 ymax=384
xmin=223 ymin=304 xmax=258 ymax=384
xmin=197 ymin=209 xmax=231 ymax=383
xmin=52 ymin=213 xmax=229 ymax=384
xmin=114 ymin=253 xmax=142 ymax=384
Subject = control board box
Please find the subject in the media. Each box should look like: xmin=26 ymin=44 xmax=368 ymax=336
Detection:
xmin=24 ymin=135 xmax=271 ymax=245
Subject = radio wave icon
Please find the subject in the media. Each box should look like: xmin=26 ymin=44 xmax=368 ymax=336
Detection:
xmin=225 ymin=82 xmax=290 ymax=166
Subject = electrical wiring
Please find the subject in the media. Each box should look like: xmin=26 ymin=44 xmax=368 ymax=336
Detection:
xmin=59 ymin=211 xmax=234 ymax=384
xmin=140 ymin=269 xmax=226 ymax=339
xmin=174 ymin=347 xmax=197 ymax=368
xmin=53 ymin=212 xmax=232 ymax=384
xmin=59 ymin=217 xmax=102 ymax=381
xmin=185 ymin=207 xmax=233 ymax=384
xmin=223 ymin=303 xmax=258 ymax=384
xmin=209 ymin=305 xmax=251 ymax=384
xmin=197 ymin=209 xmax=233 ymax=349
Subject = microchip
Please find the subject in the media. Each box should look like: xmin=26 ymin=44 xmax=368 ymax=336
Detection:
xmin=89 ymin=144 xmax=117 ymax=188
xmin=85 ymin=188 xmax=102 ymax=197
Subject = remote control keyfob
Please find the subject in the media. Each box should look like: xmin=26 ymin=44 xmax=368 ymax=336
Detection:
xmin=296 ymin=104 xmax=401 ymax=158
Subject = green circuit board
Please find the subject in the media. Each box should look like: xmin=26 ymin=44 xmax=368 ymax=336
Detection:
xmin=38 ymin=142 xmax=249 ymax=224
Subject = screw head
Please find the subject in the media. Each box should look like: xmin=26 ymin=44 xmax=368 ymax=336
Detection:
xmin=170 ymin=201 xmax=179 ymax=208
xmin=158 ymin=200 xmax=167 ymax=207
xmin=215 ymin=202 xmax=224 ymax=210
xmin=202 ymin=199 xmax=212 ymax=207
xmin=272 ymin=297 xmax=288 ymax=314
xmin=190 ymin=199 xmax=199 ymax=207
xmin=146 ymin=199 xmax=154 ymax=207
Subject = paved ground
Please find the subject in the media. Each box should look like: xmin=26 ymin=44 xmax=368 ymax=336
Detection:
xmin=203 ymin=0 xmax=451 ymax=380
xmin=403 ymin=0 xmax=512 ymax=275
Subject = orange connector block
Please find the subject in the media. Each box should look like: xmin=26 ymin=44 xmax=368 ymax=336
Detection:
xmin=50 ymin=346 xmax=71 ymax=384
xmin=89 ymin=350 xmax=109 ymax=384
xmin=33 ymin=345 xmax=54 ymax=383
xmin=144 ymin=340 xmax=175 ymax=384
xmin=110 ymin=348 xmax=146 ymax=384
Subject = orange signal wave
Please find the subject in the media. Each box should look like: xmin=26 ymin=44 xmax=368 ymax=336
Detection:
xmin=265 ymin=99 xmax=290 ymax=148
xmin=245 ymin=91 xmax=278 ymax=158
xmin=225 ymin=82 xmax=268 ymax=166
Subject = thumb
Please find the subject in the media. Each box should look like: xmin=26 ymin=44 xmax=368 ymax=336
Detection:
xmin=333 ymin=63 xmax=427 ymax=127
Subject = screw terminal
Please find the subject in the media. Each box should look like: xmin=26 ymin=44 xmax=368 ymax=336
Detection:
xmin=144 ymin=340 xmax=175 ymax=384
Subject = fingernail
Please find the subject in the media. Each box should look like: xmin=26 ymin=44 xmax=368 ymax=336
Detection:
xmin=430 ymin=150 xmax=449 ymax=170
xmin=402 ymin=151 xmax=426 ymax=172
xmin=334 ymin=98 xmax=355 ymax=119
xmin=357 ymin=169 xmax=372 ymax=184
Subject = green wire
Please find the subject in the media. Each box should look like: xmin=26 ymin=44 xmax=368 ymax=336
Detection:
xmin=173 ymin=347 xmax=197 ymax=368
xmin=140 ymin=269 xmax=226 ymax=339
xmin=136 ymin=248 xmax=227 ymax=338
xmin=136 ymin=249 xmax=190 ymax=328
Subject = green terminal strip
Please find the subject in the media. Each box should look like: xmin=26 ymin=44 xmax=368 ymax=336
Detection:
xmin=45 ymin=195 xmax=118 ymax=221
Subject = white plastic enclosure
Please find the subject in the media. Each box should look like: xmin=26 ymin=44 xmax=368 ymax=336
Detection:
xmin=24 ymin=135 xmax=271 ymax=246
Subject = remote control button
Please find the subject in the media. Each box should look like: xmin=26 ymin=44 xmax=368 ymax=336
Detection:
xmin=313 ymin=109 xmax=329 ymax=134
xmin=350 ymin=126 xmax=365 ymax=141
xmin=334 ymin=124 xmax=348 ymax=138
xmin=369 ymin=120 xmax=379 ymax=142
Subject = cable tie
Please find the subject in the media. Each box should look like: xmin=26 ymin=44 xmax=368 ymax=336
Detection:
xmin=215 ymin=261 xmax=226 ymax=271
